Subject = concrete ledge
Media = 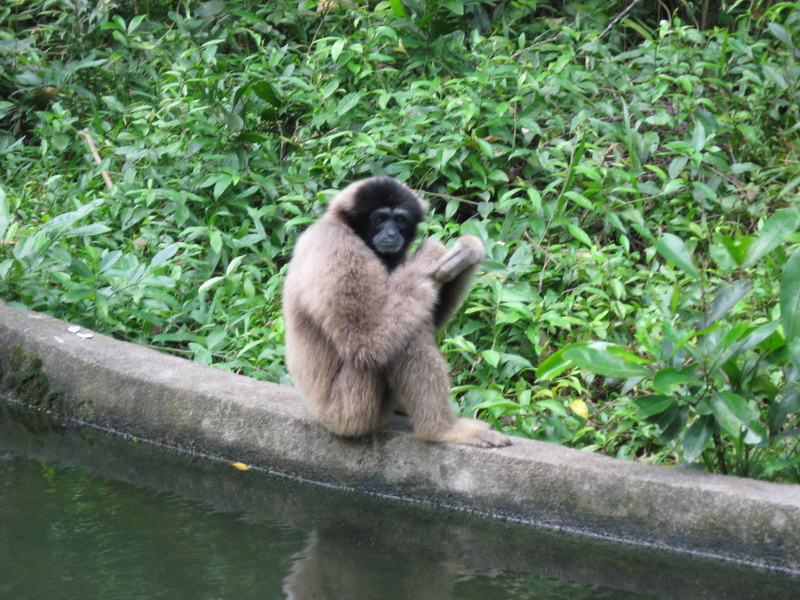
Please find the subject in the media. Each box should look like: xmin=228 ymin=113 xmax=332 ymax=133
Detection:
xmin=1 ymin=302 xmax=799 ymax=572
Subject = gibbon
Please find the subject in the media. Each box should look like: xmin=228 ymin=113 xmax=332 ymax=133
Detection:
xmin=283 ymin=176 xmax=510 ymax=448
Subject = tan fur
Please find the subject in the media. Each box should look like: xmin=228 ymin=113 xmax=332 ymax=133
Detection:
xmin=283 ymin=177 xmax=510 ymax=448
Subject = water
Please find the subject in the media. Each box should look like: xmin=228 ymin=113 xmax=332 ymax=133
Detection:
xmin=1 ymin=406 xmax=798 ymax=600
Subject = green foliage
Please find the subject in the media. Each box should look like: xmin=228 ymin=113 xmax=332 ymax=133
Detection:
xmin=553 ymin=214 xmax=800 ymax=480
xmin=1 ymin=0 xmax=799 ymax=479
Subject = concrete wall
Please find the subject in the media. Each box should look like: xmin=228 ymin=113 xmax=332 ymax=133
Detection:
xmin=1 ymin=302 xmax=799 ymax=572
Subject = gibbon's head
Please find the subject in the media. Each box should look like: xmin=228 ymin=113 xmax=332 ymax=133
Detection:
xmin=331 ymin=177 xmax=427 ymax=270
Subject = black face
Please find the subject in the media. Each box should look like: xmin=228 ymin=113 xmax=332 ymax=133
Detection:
xmin=343 ymin=178 xmax=423 ymax=271
xmin=369 ymin=206 xmax=411 ymax=256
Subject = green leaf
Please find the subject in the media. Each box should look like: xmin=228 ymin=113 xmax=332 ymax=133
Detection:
xmin=441 ymin=0 xmax=465 ymax=15
xmin=14 ymin=232 xmax=49 ymax=262
xmin=563 ymin=191 xmax=593 ymax=209
xmin=471 ymin=398 xmax=522 ymax=412
xmin=128 ymin=14 xmax=146 ymax=34
xmin=652 ymin=367 xmax=699 ymax=394
xmin=0 ymin=187 xmax=8 ymax=239
xmin=481 ymin=349 xmax=501 ymax=368
xmin=439 ymin=147 xmax=457 ymax=170
xmin=151 ymin=244 xmax=180 ymax=268
xmin=252 ymin=81 xmax=281 ymax=107
xmin=535 ymin=347 xmax=572 ymax=381
xmin=389 ymin=0 xmax=407 ymax=17
xmin=635 ymin=395 xmax=675 ymax=418
xmin=101 ymin=95 xmax=126 ymax=113
xmin=63 ymin=286 xmax=93 ymax=303
xmin=654 ymin=233 xmax=700 ymax=279
xmin=710 ymin=392 xmax=765 ymax=444
xmin=682 ymin=415 xmax=714 ymax=461
xmin=70 ymin=257 xmax=94 ymax=279
xmin=769 ymin=387 xmax=800 ymax=432
xmin=209 ymin=229 xmax=223 ymax=254
xmin=780 ymin=247 xmax=800 ymax=341
xmin=733 ymin=321 xmax=780 ymax=356
xmin=741 ymin=208 xmax=800 ymax=268
xmin=330 ymin=39 xmax=345 ymax=62
xmin=691 ymin=120 xmax=706 ymax=152
xmin=778 ymin=173 xmax=800 ymax=199
xmin=767 ymin=22 xmax=792 ymax=47
xmin=720 ymin=235 xmax=748 ymax=266
xmin=213 ymin=174 xmax=232 ymax=199
xmin=40 ymin=200 xmax=102 ymax=232
xmin=700 ymin=280 xmax=751 ymax=328
xmin=705 ymin=321 xmax=754 ymax=370
xmin=336 ymin=92 xmax=362 ymax=116
xmin=607 ymin=345 xmax=652 ymax=364
xmin=0 ymin=258 xmax=14 ymax=280
xmin=534 ymin=399 xmax=568 ymax=417
xmin=563 ymin=342 xmax=651 ymax=379
xmin=198 ymin=275 xmax=224 ymax=294
xmin=662 ymin=178 xmax=685 ymax=195
xmin=692 ymin=181 xmax=717 ymax=203
xmin=321 ymin=79 xmax=340 ymax=99
xmin=66 ymin=224 xmax=112 ymax=236
xmin=668 ymin=156 xmax=688 ymax=180
xmin=196 ymin=1 xmax=225 ymax=18
xmin=99 ymin=251 xmax=122 ymax=273
xmin=655 ymin=404 xmax=689 ymax=442
xmin=566 ymin=223 xmax=592 ymax=247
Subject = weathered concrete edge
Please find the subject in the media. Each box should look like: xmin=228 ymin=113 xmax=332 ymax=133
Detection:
xmin=1 ymin=303 xmax=799 ymax=572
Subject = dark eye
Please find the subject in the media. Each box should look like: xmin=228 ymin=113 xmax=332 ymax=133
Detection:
xmin=395 ymin=215 xmax=405 ymax=225
xmin=374 ymin=216 xmax=385 ymax=226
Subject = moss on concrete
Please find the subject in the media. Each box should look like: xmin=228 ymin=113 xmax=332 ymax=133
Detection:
xmin=1 ymin=345 xmax=66 ymax=412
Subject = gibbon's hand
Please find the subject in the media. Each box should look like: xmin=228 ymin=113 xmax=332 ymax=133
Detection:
xmin=414 ymin=237 xmax=449 ymax=266
xmin=434 ymin=235 xmax=486 ymax=283
xmin=399 ymin=237 xmax=448 ymax=281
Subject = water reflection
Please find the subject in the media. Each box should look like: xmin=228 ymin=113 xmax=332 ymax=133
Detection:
xmin=1 ymin=405 xmax=797 ymax=600
xmin=285 ymin=530 xmax=443 ymax=600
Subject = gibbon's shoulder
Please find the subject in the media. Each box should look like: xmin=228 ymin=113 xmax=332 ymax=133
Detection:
xmin=293 ymin=216 xmax=355 ymax=258
xmin=288 ymin=217 xmax=381 ymax=279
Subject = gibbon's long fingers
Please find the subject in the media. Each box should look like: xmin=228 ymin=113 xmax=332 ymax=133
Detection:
xmin=434 ymin=235 xmax=485 ymax=283
xmin=408 ymin=238 xmax=449 ymax=277
xmin=436 ymin=418 xmax=511 ymax=448
xmin=457 ymin=234 xmax=487 ymax=260
xmin=434 ymin=248 xmax=475 ymax=283
xmin=466 ymin=424 xmax=512 ymax=448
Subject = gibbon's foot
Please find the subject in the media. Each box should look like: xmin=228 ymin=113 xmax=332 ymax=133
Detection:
xmin=423 ymin=418 xmax=511 ymax=448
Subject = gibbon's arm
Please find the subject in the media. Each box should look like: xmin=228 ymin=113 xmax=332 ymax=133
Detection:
xmin=432 ymin=235 xmax=486 ymax=329
xmin=298 ymin=227 xmax=445 ymax=371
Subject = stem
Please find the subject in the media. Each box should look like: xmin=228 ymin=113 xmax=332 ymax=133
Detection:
xmin=595 ymin=0 xmax=644 ymax=44
xmin=77 ymin=130 xmax=114 ymax=190
xmin=713 ymin=433 xmax=728 ymax=474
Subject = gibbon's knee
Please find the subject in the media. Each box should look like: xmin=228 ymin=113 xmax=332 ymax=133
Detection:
xmin=388 ymin=334 xmax=455 ymax=435
xmin=314 ymin=367 xmax=390 ymax=437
